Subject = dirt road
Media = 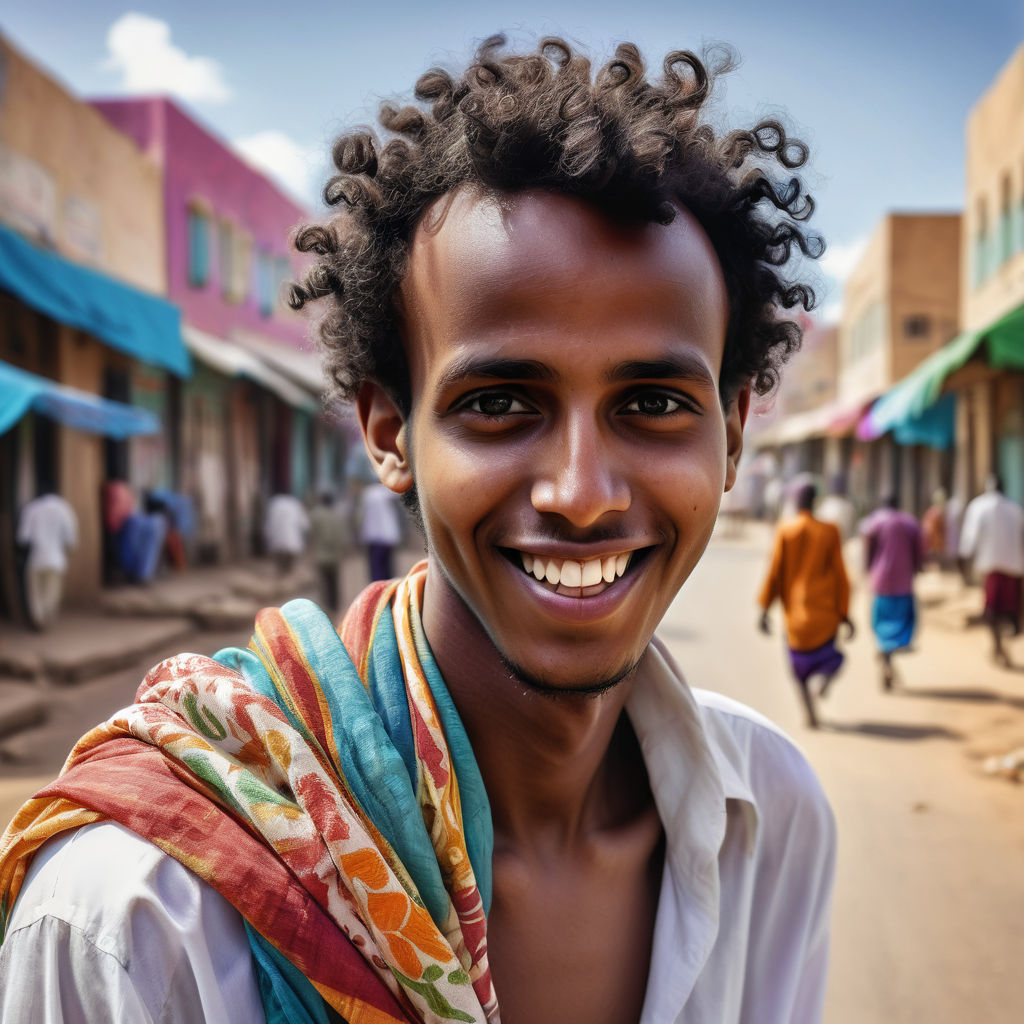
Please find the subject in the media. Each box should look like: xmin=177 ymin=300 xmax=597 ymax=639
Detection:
xmin=663 ymin=524 xmax=1024 ymax=1024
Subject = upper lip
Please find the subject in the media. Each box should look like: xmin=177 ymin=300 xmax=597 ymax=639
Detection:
xmin=500 ymin=540 xmax=652 ymax=560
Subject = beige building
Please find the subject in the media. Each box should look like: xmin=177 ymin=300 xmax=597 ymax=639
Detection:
xmin=837 ymin=213 xmax=961 ymax=511
xmin=951 ymin=41 xmax=1024 ymax=505
xmin=838 ymin=214 xmax=961 ymax=408
xmin=0 ymin=33 xmax=175 ymax=615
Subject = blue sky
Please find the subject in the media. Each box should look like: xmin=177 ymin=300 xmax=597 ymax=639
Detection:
xmin=2 ymin=1 xmax=1022 ymax=319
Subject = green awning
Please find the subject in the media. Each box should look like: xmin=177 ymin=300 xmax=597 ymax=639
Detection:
xmin=861 ymin=301 xmax=1024 ymax=440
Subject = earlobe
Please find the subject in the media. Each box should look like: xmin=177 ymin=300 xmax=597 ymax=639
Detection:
xmin=723 ymin=385 xmax=751 ymax=492
xmin=355 ymin=382 xmax=413 ymax=494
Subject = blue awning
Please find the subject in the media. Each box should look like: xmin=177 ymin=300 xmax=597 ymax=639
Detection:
xmin=0 ymin=359 xmax=160 ymax=438
xmin=0 ymin=224 xmax=191 ymax=377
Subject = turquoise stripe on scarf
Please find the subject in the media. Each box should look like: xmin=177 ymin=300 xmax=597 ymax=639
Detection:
xmin=214 ymin=594 xmax=493 ymax=1024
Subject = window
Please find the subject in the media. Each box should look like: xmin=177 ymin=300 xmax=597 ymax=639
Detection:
xmin=256 ymin=249 xmax=274 ymax=318
xmin=902 ymin=315 xmax=930 ymax=340
xmin=218 ymin=219 xmax=234 ymax=300
xmin=186 ymin=204 xmax=210 ymax=287
xmin=972 ymin=196 xmax=990 ymax=287
xmin=998 ymin=174 xmax=1013 ymax=266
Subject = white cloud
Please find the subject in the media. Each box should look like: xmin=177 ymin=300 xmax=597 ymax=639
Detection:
xmin=232 ymin=131 xmax=319 ymax=205
xmin=103 ymin=12 xmax=230 ymax=103
xmin=819 ymin=236 xmax=868 ymax=286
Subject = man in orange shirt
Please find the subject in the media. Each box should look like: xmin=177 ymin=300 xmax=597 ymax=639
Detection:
xmin=758 ymin=480 xmax=855 ymax=728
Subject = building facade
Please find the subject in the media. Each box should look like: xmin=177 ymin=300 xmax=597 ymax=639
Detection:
xmin=92 ymin=97 xmax=342 ymax=561
xmin=0 ymin=33 xmax=186 ymax=617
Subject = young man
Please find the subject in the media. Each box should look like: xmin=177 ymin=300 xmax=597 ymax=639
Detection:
xmin=959 ymin=475 xmax=1024 ymax=667
xmin=758 ymin=480 xmax=854 ymax=728
xmin=860 ymin=494 xmax=924 ymax=689
xmin=0 ymin=38 xmax=835 ymax=1024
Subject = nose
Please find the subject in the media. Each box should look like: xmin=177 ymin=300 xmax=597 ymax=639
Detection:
xmin=530 ymin=412 xmax=631 ymax=528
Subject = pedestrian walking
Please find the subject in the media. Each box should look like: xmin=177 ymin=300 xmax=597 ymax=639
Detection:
xmin=817 ymin=474 xmax=858 ymax=543
xmin=959 ymin=475 xmax=1024 ymax=667
xmin=921 ymin=487 xmax=950 ymax=568
xmin=860 ymin=495 xmax=925 ymax=689
xmin=16 ymin=490 xmax=78 ymax=629
xmin=308 ymin=491 xmax=352 ymax=615
xmin=358 ymin=481 xmax=402 ymax=582
xmin=264 ymin=492 xmax=309 ymax=576
xmin=758 ymin=479 xmax=855 ymax=728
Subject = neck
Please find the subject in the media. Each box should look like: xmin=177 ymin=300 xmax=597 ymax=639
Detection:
xmin=421 ymin=557 xmax=644 ymax=852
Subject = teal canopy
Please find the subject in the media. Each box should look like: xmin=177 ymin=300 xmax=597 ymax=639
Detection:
xmin=860 ymin=301 xmax=1024 ymax=446
xmin=0 ymin=224 xmax=191 ymax=377
xmin=0 ymin=359 xmax=160 ymax=438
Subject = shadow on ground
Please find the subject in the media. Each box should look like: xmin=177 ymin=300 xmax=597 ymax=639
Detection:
xmin=821 ymin=720 xmax=963 ymax=741
xmin=896 ymin=686 xmax=1024 ymax=709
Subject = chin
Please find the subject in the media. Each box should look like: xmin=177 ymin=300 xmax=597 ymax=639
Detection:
xmin=498 ymin=651 xmax=643 ymax=699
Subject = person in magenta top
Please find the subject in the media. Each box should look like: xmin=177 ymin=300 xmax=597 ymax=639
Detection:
xmin=859 ymin=494 xmax=925 ymax=689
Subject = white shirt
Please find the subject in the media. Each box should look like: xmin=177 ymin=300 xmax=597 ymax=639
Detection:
xmin=958 ymin=491 xmax=1024 ymax=577
xmin=359 ymin=483 xmax=403 ymax=546
xmin=263 ymin=494 xmax=309 ymax=555
xmin=0 ymin=640 xmax=835 ymax=1024
xmin=815 ymin=495 xmax=857 ymax=544
xmin=16 ymin=494 xmax=78 ymax=572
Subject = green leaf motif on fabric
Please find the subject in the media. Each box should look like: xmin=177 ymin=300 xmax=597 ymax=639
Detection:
xmin=180 ymin=751 xmax=245 ymax=816
xmin=182 ymin=691 xmax=227 ymax=741
xmin=237 ymin=772 xmax=295 ymax=807
xmin=392 ymin=967 xmax=476 ymax=1023
xmin=448 ymin=968 xmax=470 ymax=986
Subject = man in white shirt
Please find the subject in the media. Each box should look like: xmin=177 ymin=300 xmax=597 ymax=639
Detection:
xmin=263 ymin=492 xmax=310 ymax=575
xmin=0 ymin=36 xmax=835 ymax=1023
xmin=959 ymin=475 xmax=1024 ymax=667
xmin=15 ymin=490 xmax=78 ymax=629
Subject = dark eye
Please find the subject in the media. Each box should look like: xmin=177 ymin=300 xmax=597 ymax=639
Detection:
xmin=461 ymin=392 xmax=532 ymax=416
xmin=622 ymin=393 xmax=685 ymax=417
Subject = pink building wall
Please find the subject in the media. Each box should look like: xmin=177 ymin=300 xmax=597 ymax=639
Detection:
xmin=91 ymin=97 xmax=310 ymax=350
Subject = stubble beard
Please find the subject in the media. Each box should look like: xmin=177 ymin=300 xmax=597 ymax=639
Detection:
xmin=497 ymin=649 xmax=644 ymax=700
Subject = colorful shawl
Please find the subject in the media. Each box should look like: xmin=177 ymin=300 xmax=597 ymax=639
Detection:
xmin=0 ymin=562 xmax=498 ymax=1024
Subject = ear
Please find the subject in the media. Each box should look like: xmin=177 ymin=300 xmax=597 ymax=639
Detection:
xmin=723 ymin=384 xmax=751 ymax=493
xmin=356 ymin=382 xmax=413 ymax=494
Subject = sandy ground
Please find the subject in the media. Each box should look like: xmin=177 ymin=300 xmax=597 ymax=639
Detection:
xmin=664 ymin=522 xmax=1024 ymax=1024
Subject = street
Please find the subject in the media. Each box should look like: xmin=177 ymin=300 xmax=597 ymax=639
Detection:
xmin=664 ymin=523 xmax=1024 ymax=1024
xmin=1 ymin=526 xmax=1023 ymax=1022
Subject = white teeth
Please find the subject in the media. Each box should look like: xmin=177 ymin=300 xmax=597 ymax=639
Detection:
xmin=581 ymin=558 xmax=603 ymax=587
xmin=559 ymin=560 xmax=582 ymax=587
xmin=518 ymin=550 xmax=635 ymax=587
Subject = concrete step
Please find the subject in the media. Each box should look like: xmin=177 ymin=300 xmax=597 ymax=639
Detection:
xmin=0 ymin=616 xmax=194 ymax=686
xmin=0 ymin=680 xmax=47 ymax=740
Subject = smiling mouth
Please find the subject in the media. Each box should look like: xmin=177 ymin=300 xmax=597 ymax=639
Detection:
xmin=507 ymin=548 xmax=643 ymax=598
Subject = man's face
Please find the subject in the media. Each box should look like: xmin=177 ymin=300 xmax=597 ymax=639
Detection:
xmin=376 ymin=188 xmax=743 ymax=692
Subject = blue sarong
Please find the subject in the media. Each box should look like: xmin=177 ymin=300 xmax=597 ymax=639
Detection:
xmin=872 ymin=594 xmax=916 ymax=653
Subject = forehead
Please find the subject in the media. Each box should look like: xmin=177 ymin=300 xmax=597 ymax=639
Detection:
xmin=398 ymin=188 xmax=729 ymax=386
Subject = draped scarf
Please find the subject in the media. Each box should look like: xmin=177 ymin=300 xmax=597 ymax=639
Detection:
xmin=0 ymin=562 xmax=499 ymax=1024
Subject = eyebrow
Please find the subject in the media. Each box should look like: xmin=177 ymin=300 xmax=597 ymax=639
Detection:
xmin=434 ymin=351 xmax=716 ymax=393
xmin=434 ymin=356 xmax=557 ymax=393
xmin=606 ymin=355 xmax=717 ymax=388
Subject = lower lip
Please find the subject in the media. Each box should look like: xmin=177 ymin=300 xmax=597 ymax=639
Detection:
xmin=501 ymin=552 xmax=647 ymax=624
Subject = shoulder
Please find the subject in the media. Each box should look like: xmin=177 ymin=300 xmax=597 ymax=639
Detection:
xmin=4 ymin=822 xmax=260 ymax=1019
xmin=692 ymin=689 xmax=836 ymax=841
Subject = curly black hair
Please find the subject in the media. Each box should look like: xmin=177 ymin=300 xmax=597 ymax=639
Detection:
xmin=290 ymin=35 xmax=823 ymax=413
